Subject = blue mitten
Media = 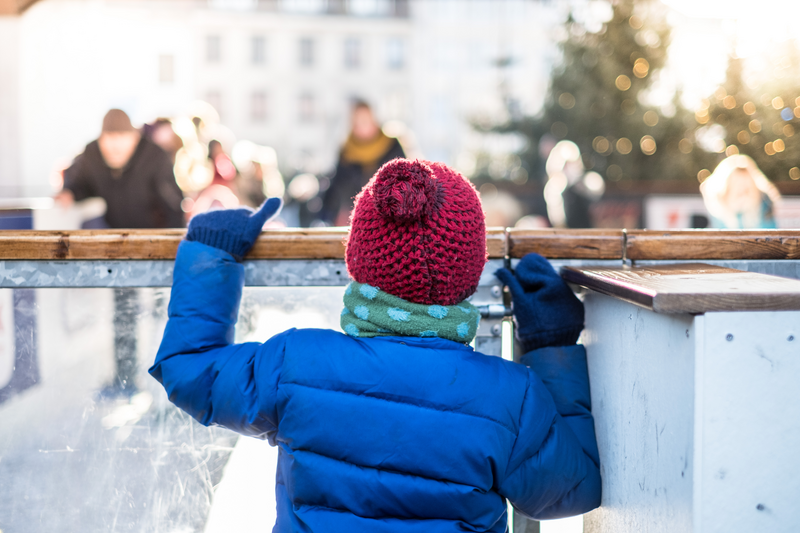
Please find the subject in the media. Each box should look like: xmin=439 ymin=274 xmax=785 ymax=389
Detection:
xmin=186 ymin=198 xmax=283 ymax=261
xmin=495 ymin=253 xmax=584 ymax=352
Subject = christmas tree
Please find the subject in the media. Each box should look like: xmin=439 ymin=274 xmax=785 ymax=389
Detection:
xmin=480 ymin=0 xmax=717 ymax=223
xmin=696 ymin=48 xmax=800 ymax=184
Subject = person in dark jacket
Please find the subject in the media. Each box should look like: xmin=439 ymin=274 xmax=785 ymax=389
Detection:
xmin=59 ymin=108 xmax=185 ymax=229
xmin=59 ymin=109 xmax=185 ymax=398
xmin=150 ymin=159 xmax=601 ymax=531
xmin=322 ymin=100 xmax=405 ymax=226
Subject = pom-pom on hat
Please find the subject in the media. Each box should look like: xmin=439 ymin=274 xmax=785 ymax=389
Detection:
xmin=346 ymin=158 xmax=486 ymax=306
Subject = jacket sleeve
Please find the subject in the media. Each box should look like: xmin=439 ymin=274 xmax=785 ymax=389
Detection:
xmin=148 ymin=240 xmax=287 ymax=444
xmin=150 ymin=148 xmax=185 ymax=228
xmin=498 ymin=345 xmax=601 ymax=520
xmin=62 ymin=152 xmax=94 ymax=201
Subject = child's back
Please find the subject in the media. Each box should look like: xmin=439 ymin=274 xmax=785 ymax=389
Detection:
xmin=151 ymin=159 xmax=600 ymax=532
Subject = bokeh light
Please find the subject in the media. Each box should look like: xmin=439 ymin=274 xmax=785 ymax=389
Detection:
xmin=640 ymin=135 xmax=657 ymax=155
xmin=592 ymin=136 xmax=611 ymax=154
xmin=621 ymin=99 xmax=636 ymax=115
xmin=632 ymin=58 xmax=650 ymax=79
xmin=737 ymin=130 xmax=751 ymax=144
xmin=616 ymin=138 xmax=633 ymax=155
xmin=558 ymin=92 xmax=576 ymax=109
xmin=643 ymin=111 xmax=659 ymax=127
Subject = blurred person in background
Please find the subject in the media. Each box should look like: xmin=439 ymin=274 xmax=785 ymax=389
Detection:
xmin=231 ymin=140 xmax=286 ymax=211
xmin=236 ymin=154 xmax=267 ymax=207
xmin=543 ymin=140 xmax=605 ymax=228
xmin=56 ymin=108 xmax=185 ymax=399
xmin=700 ymin=154 xmax=781 ymax=229
xmin=287 ymin=172 xmax=324 ymax=227
xmin=208 ymin=139 xmax=238 ymax=188
xmin=322 ymin=100 xmax=405 ymax=226
xmin=57 ymin=109 xmax=184 ymax=228
xmin=144 ymin=118 xmax=184 ymax=163
xmin=186 ymin=140 xmax=242 ymax=219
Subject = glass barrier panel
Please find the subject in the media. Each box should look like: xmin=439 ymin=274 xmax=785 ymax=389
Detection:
xmin=0 ymin=286 xmax=345 ymax=532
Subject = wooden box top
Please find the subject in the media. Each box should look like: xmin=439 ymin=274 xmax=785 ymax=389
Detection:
xmin=561 ymin=263 xmax=800 ymax=314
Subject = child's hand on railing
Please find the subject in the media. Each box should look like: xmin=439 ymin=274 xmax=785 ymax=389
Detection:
xmin=185 ymin=198 xmax=283 ymax=261
xmin=495 ymin=253 xmax=584 ymax=352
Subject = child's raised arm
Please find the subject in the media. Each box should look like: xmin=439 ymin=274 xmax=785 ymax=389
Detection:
xmin=149 ymin=200 xmax=287 ymax=443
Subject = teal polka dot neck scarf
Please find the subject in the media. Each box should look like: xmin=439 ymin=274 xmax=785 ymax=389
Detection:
xmin=341 ymin=281 xmax=480 ymax=344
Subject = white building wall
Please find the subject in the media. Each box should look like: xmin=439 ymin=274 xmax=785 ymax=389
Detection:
xmin=188 ymin=8 xmax=412 ymax=173
xmin=7 ymin=0 xmax=557 ymax=196
xmin=16 ymin=0 xmax=196 ymax=196
xmin=410 ymin=0 xmax=559 ymax=166
xmin=0 ymin=17 xmax=22 ymax=196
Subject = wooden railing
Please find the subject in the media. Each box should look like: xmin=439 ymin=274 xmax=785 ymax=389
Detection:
xmin=1 ymin=228 xmax=799 ymax=260
xmin=624 ymin=230 xmax=800 ymax=260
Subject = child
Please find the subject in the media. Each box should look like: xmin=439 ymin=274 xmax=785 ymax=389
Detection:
xmin=700 ymin=154 xmax=781 ymax=229
xmin=150 ymin=159 xmax=600 ymax=532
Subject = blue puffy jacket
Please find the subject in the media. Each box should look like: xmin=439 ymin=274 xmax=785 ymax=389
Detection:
xmin=150 ymin=241 xmax=601 ymax=532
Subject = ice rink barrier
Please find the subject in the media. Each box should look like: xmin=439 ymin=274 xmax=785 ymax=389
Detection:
xmin=1 ymin=228 xmax=799 ymax=532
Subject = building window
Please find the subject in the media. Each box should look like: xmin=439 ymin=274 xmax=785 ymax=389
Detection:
xmin=299 ymin=93 xmax=315 ymax=122
xmin=386 ymin=38 xmax=404 ymax=70
xmin=159 ymin=54 xmax=174 ymax=84
xmin=251 ymin=36 xmax=266 ymax=65
xmin=206 ymin=35 xmax=221 ymax=63
xmin=344 ymin=38 xmax=361 ymax=69
xmin=206 ymin=91 xmax=222 ymax=117
xmin=299 ymin=38 xmax=314 ymax=67
xmin=251 ymin=91 xmax=267 ymax=122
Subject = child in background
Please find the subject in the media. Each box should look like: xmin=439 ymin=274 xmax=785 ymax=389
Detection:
xmin=700 ymin=154 xmax=782 ymax=229
xmin=150 ymin=159 xmax=600 ymax=532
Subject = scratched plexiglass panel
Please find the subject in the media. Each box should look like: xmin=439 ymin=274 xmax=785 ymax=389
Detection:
xmin=0 ymin=286 xmax=345 ymax=532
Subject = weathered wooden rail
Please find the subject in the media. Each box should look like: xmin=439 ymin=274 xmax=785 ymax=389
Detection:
xmin=1 ymin=228 xmax=799 ymax=261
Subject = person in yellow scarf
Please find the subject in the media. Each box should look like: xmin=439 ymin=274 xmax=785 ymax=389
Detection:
xmin=323 ymin=100 xmax=405 ymax=226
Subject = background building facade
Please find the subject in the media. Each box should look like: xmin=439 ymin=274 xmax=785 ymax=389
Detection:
xmin=0 ymin=0 xmax=558 ymax=197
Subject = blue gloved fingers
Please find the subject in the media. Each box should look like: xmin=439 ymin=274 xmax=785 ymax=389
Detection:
xmin=495 ymin=267 xmax=527 ymax=302
xmin=244 ymin=197 xmax=283 ymax=244
xmin=515 ymin=253 xmax=561 ymax=286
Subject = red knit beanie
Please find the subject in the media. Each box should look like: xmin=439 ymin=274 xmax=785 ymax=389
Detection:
xmin=345 ymin=158 xmax=486 ymax=305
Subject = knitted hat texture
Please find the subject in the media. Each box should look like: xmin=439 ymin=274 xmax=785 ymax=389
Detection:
xmin=346 ymin=158 xmax=486 ymax=306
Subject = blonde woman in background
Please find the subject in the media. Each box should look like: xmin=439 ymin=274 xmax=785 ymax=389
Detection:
xmin=700 ymin=154 xmax=782 ymax=229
